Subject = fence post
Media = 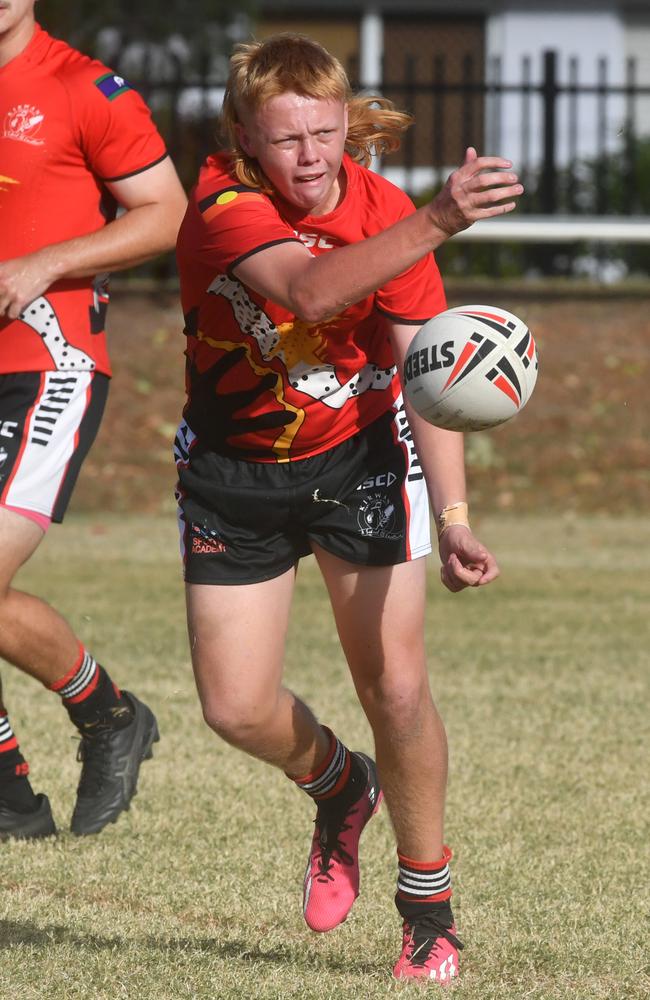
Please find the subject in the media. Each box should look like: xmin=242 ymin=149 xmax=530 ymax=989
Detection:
xmin=540 ymin=50 xmax=558 ymax=214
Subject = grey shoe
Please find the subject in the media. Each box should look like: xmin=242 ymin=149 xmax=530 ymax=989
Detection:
xmin=71 ymin=692 xmax=159 ymax=836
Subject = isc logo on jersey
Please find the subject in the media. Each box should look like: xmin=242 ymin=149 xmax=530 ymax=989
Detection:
xmin=297 ymin=232 xmax=338 ymax=250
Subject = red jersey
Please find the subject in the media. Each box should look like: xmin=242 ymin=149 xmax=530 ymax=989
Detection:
xmin=0 ymin=25 xmax=168 ymax=376
xmin=177 ymin=152 xmax=446 ymax=462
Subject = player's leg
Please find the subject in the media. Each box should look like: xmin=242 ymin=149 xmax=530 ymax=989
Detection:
xmin=315 ymin=549 xmax=446 ymax=854
xmin=0 ymin=372 xmax=158 ymax=839
xmin=0 ymin=507 xmax=87 ymax=681
xmin=0 ymin=669 xmax=56 ymax=841
xmin=178 ymin=436 xmax=374 ymax=933
xmin=0 ymin=509 xmax=72 ymax=837
xmin=314 ymin=546 xmax=461 ymax=983
xmin=186 ymin=571 xmax=329 ymax=775
xmin=187 ymin=570 xmax=378 ymax=935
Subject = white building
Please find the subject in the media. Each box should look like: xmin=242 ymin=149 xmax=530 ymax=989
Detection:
xmin=256 ymin=1 xmax=650 ymax=192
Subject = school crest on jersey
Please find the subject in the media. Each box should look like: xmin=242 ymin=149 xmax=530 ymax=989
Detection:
xmin=3 ymin=104 xmax=45 ymax=146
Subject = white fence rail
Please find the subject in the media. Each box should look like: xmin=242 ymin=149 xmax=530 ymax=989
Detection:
xmin=453 ymin=216 xmax=650 ymax=243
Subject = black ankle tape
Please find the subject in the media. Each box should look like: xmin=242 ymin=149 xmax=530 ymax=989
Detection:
xmin=395 ymin=895 xmax=454 ymax=927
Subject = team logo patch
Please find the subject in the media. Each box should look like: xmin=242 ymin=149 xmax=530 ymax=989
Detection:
xmin=94 ymin=72 xmax=131 ymax=101
xmin=357 ymin=492 xmax=402 ymax=540
xmin=190 ymin=523 xmax=227 ymax=555
xmin=3 ymin=105 xmax=45 ymax=145
xmin=198 ymin=186 xmax=267 ymax=222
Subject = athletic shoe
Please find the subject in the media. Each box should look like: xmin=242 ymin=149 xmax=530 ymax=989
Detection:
xmin=0 ymin=793 xmax=57 ymax=841
xmin=303 ymin=751 xmax=382 ymax=932
xmin=393 ymin=911 xmax=463 ymax=983
xmin=70 ymin=692 xmax=159 ymax=836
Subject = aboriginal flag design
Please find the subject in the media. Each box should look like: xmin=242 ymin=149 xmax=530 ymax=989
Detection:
xmin=199 ymin=185 xmax=267 ymax=222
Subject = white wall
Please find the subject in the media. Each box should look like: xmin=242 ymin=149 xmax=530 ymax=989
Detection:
xmin=485 ymin=8 xmax=627 ymax=168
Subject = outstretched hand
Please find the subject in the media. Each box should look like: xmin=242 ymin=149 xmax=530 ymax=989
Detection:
xmin=438 ymin=524 xmax=500 ymax=593
xmin=430 ymin=146 xmax=523 ymax=238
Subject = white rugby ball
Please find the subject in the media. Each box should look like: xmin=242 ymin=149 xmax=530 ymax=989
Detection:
xmin=403 ymin=304 xmax=538 ymax=431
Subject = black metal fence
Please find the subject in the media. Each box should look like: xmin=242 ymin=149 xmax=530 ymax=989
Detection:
xmin=376 ymin=51 xmax=650 ymax=216
xmin=117 ymin=48 xmax=650 ymax=279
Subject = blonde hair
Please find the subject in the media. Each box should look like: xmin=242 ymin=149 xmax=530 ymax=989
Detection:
xmin=221 ymin=33 xmax=413 ymax=190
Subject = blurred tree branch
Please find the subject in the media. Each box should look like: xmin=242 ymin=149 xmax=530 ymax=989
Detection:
xmin=38 ymin=0 xmax=257 ymax=56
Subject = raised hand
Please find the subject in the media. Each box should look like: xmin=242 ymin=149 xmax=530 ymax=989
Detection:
xmin=429 ymin=146 xmax=524 ymax=238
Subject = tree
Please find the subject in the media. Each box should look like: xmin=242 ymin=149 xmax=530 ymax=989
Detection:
xmin=38 ymin=1 xmax=256 ymax=55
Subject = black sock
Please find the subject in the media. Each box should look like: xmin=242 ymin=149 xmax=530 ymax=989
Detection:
xmin=0 ymin=713 xmax=39 ymax=812
xmin=291 ymin=729 xmax=367 ymax=812
xmin=50 ymin=648 xmax=133 ymax=734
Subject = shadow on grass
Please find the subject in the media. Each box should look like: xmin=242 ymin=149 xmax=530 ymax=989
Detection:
xmin=0 ymin=920 xmax=378 ymax=974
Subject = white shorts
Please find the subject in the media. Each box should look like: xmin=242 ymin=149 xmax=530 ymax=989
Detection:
xmin=0 ymin=371 xmax=109 ymax=527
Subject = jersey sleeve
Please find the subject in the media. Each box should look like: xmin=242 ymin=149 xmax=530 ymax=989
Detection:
xmin=67 ymin=64 xmax=167 ymax=182
xmin=375 ymin=253 xmax=447 ymax=324
xmin=188 ymin=182 xmax=302 ymax=275
xmin=374 ymin=194 xmax=447 ymax=324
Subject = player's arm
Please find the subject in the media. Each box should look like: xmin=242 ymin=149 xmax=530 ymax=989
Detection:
xmin=0 ymin=157 xmax=187 ymax=319
xmin=233 ymin=147 xmax=522 ymax=323
xmin=388 ymin=321 xmax=500 ymax=592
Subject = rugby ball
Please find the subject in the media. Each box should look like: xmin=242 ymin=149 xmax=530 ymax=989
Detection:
xmin=403 ymin=304 xmax=538 ymax=431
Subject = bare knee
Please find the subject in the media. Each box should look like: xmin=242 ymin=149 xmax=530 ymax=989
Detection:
xmin=0 ymin=509 xmax=44 ymax=594
xmin=201 ymin=694 xmax=276 ymax=750
xmin=357 ymin=672 xmax=434 ymax=735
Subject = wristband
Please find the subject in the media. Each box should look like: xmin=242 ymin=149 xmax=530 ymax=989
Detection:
xmin=437 ymin=501 xmax=470 ymax=538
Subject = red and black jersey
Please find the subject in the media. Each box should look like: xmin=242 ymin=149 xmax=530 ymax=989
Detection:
xmin=177 ymin=152 xmax=446 ymax=462
xmin=0 ymin=25 xmax=168 ymax=376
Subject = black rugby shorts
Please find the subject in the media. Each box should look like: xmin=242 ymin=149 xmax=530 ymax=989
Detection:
xmin=175 ymin=400 xmax=431 ymax=585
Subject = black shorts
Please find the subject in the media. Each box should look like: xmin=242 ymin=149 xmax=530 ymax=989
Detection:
xmin=0 ymin=371 xmax=109 ymax=525
xmin=175 ymin=398 xmax=431 ymax=585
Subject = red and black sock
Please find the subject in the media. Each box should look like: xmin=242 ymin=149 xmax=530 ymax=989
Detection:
xmin=395 ymin=845 xmax=455 ymax=926
xmin=50 ymin=646 xmax=133 ymax=734
xmin=291 ymin=727 xmax=366 ymax=810
xmin=0 ymin=711 xmax=38 ymax=812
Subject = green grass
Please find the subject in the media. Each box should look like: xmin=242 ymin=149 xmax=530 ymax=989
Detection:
xmin=1 ymin=514 xmax=649 ymax=999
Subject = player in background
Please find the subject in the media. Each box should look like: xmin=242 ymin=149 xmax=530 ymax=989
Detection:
xmin=175 ymin=35 xmax=522 ymax=982
xmin=0 ymin=1 xmax=187 ymax=839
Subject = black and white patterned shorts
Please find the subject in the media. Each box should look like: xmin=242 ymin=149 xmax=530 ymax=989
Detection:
xmin=0 ymin=371 xmax=108 ymax=525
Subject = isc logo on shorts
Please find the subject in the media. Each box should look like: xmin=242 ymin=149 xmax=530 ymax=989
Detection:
xmin=357 ymin=472 xmax=397 ymax=491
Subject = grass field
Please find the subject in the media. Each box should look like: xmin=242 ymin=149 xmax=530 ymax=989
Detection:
xmin=1 ymin=514 xmax=649 ymax=999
